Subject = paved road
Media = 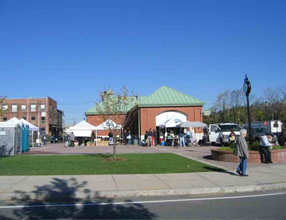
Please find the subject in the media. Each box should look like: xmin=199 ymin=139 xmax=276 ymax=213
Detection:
xmin=1 ymin=190 xmax=285 ymax=219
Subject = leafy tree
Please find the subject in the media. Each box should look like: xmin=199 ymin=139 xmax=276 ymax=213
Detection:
xmin=95 ymin=86 xmax=135 ymax=159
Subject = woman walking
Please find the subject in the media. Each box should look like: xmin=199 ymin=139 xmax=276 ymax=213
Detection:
xmin=233 ymin=129 xmax=249 ymax=177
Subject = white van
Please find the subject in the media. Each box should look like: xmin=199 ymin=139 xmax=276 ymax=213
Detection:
xmin=207 ymin=123 xmax=240 ymax=145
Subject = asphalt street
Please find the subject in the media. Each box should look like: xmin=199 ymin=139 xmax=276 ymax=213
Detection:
xmin=0 ymin=190 xmax=285 ymax=219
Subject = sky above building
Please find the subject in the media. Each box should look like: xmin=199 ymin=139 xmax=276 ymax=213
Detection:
xmin=1 ymin=0 xmax=285 ymax=125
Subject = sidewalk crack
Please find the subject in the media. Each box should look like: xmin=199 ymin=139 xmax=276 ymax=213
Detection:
xmin=153 ymin=174 xmax=171 ymax=189
xmin=196 ymin=173 xmax=221 ymax=187
xmin=111 ymin=175 xmax=119 ymax=190
xmin=4 ymin=176 xmax=30 ymax=192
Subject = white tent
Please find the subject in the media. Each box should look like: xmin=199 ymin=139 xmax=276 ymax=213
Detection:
xmin=68 ymin=120 xmax=97 ymax=137
xmin=96 ymin=119 xmax=122 ymax=130
xmin=20 ymin=118 xmax=39 ymax=131
xmin=7 ymin=117 xmax=25 ymax=126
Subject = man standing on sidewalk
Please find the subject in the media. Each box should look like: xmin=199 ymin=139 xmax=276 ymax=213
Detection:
xmin=259 ymin=133 xmax=274 ymax=164
xmin=70 ymin=132 xmax=76 ymax=147
xmin=234 ymin=129 xmax=249 ymax=177
xmin=147 ymin=128 xmax=152 ymax=147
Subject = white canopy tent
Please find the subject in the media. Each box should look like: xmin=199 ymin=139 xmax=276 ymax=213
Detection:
xmin=96 ymin=119 xmax=122 ymax=130
xmin=67 ymin=120 xmax=97 ymax=137
xmin=7 ymin=117 xmax=25 ymax=126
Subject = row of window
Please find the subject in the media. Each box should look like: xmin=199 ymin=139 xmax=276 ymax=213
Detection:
xmin=2 ymin=104 xmax=45 ymax=113
xmin=2 ymin=116 xmax=46 ymax=123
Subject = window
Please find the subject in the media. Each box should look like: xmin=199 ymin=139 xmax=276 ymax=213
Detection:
xmin=31 ymin=104 xmax=36 ymax=112
xmin=31 ymin=116 xmax=36 ymax=121
xmin=2 ymin=105 xmax=8 ymax=111
xmin=40 ymin=104 xmax=45 ymax=111
xmin=21 ymin=105 xmax=26 ymax=112
xmin=3 ymin=117 xmax=7 ymax=121
xmin=41 ymin=117 xmax=45 ymax=123
xmin=12 ymin=104 xmax=17 ymax=113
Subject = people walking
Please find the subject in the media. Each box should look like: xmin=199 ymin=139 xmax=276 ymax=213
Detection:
xmin=126 ymin=130 xmax=132 ymax=145
xmin=147 ymin=128 xmax=152 ymax=147
xmin=229 ymin=128 xmax=236 ymax=144
xmin=64 ymin=134 xmax=70 ymax=147
xmin=152 ymin=129 xmax=157 ymax=146
xmin=233 ymin=129 xmax=249 ymax=176
xmin=70 ymin=132 xmax=76 ymax=147
xmin=259 ymin=133 xmax=273 ymax=164
xmin=179 ymin=132 xmax=185 ymax=147
xmin=108 ymin=131 xmax=114 ymax=146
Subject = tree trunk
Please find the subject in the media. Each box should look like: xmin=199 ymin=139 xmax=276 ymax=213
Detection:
xmin=113 ymin=136 xmax=116 ymax=159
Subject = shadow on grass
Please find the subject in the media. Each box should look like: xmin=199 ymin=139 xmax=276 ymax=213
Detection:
xmin=4 ymin=177 xmax=157 ymax=219
xmin=86 ymin=153 xmax=113 ymax=159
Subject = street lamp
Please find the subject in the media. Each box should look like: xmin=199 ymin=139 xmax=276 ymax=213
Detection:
xmin=243 ymin=75 xmax=252 ymax=146
xmin=265 ymin=101 xmax=268 ymax=121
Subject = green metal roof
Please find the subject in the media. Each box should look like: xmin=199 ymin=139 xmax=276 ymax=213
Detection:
xmin=138 ymin=86 xmax=204 ymax=107
xmin=85 ymin=96 xmax=138 ymax=115
xmin=85 ymin=86 xmax=204 ymax=115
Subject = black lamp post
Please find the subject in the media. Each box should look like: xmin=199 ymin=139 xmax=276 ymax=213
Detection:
xmin=243 ymin=75 xmax=252 ymax=146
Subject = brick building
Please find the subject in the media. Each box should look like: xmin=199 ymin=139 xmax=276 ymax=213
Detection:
xmin=0 ymin=97 xmax=64 ymax=135
xmin=85 ymin=86 xmax=204 ymax=140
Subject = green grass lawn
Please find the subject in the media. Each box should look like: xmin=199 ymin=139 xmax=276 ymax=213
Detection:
xmin=0 ymin=153 xmax=222 ymax=175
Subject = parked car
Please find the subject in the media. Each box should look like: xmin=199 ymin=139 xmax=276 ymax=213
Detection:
xmin=50 ymin=135 xmax=63 ymax=143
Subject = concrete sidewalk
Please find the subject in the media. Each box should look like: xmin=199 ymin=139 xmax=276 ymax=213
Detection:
xmin=1 ymin=164 xmax=286 ymax=200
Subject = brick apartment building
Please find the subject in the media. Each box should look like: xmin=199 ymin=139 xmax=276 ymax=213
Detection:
xmin=0 ymin=97 xmax=64 ymax=135
xmin=85 ymin=86 xmax=204 ymax=140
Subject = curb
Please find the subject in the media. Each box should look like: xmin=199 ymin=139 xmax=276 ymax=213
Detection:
xmin=1 ymin=182 xmax=286 ymax=200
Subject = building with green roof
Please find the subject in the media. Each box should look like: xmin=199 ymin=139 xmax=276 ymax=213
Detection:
xmin=85 ymin=86 xmax=204 ymax=142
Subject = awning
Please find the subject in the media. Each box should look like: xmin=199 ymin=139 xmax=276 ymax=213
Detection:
xmin=71 ymin=130 xmax=93 ymax=137
xmin=177 ymin=121 xmax=207 ymax=128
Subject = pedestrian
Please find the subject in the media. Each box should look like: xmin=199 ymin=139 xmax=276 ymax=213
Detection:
xmin=108 ymin=131 xmax=114 ymax=146
xmin=126 ymin=130 xmax=132 ymax=145
xmin=229 ymin=128 xmax=236 ymax=144
xmin=64 ymin=134 xmax=70 ymax=147
xmin=70 ymin=132 xmax=76 ymax=147
xmin=186 ymin=129 xmax=191 ymax=146
xmin=151 ymin=129 xmax=156 ymax=146
xmin=233 ymin=129 xmax=249 ymax=176
xmin=153 ymin=129 xmax=158 ymax=146
xmin=147 ymin=128 xmax=152 ymax=147
xmin=144 ymin=130 xmax=148 ymax=141
xmin=259 ymin=133 xmax=273 ymax=164
xmin=43 ymin=134 xmax=47 ymax=146
xmin=179 ymin=131 xmax=185 ymax=147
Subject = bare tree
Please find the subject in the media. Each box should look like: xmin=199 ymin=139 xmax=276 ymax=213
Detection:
xmin=214 ymin=90 xmax=231 ymax=121
xmin=95 ymin=86 xmax=135 ymax=159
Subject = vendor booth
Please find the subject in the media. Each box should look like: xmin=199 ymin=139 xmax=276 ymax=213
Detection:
xmin=0 ymin=122 xmax=22 ymax=156
xmin=95 ymin=119 xmax=122 ymax=145
xmin=7 ymin=117 xmax=30 ymax=152
xmin=67 ymin=120 xmax=97 ymax=146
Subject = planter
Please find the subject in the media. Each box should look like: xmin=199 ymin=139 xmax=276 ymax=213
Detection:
xmin=211 ymin=148 xmax=286 ymax=163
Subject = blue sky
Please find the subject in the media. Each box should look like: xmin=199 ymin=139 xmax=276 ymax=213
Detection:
xmin=1 ymin=0 xmax=285 ymax=125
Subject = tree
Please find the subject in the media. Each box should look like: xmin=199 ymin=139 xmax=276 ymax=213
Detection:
xmin=95 ymin=86 xmax=135 ymax=159
xmin=0 ymin=96 xmax=7 ymax=119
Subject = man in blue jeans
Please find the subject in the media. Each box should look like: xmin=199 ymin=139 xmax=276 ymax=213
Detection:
xmin=234 ymin=129 xmax=249 ymax=176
